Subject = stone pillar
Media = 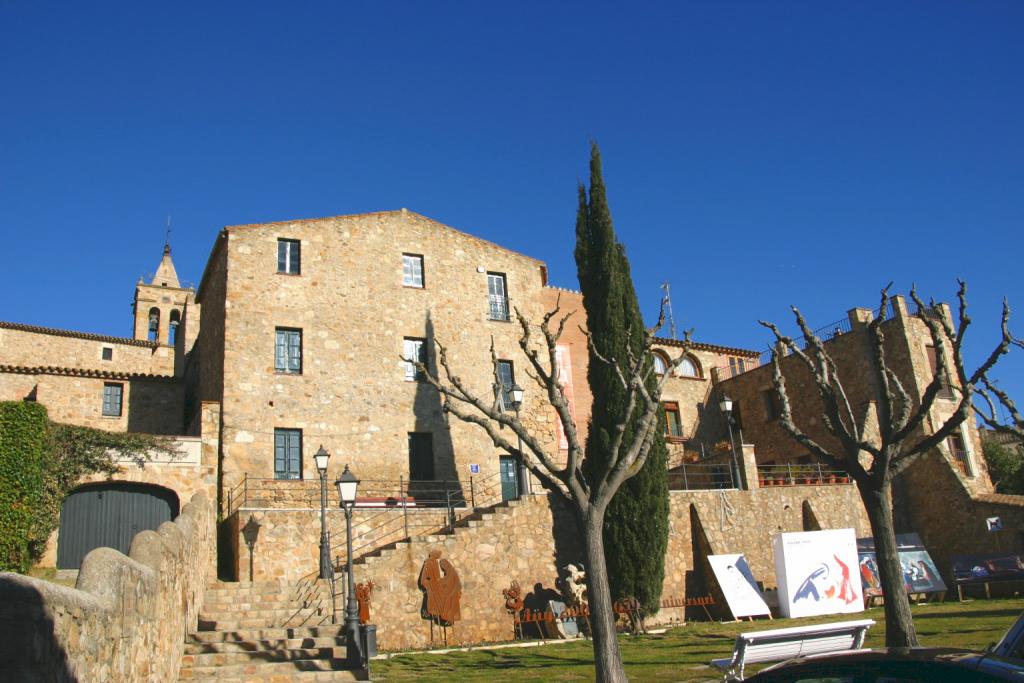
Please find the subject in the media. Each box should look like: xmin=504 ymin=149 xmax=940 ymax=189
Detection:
xmin=847 ymin=307 xmax=874 ymax=327
xmin=739 ymin=443 xmax=759 ymax=490
xmin=891 ymin=294 xmax=908 ymax=319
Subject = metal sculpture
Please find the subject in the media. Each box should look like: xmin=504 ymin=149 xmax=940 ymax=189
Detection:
xmin=355 ymin=580 xmax=376 ymax=625
xmin=502 ymin=580 xmax=524 ymax=638
xmin=419 ymin=550 xmax=462 ymax=643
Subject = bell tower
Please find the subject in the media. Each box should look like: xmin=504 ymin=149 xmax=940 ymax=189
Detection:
xmin=132 ymin=241 xmax=194 ymax=348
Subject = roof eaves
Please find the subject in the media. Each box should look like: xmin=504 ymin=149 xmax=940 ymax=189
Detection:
xmin=0 ymin=321 xmax=161 ymax=349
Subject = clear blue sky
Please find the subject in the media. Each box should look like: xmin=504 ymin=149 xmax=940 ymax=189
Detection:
xmin=2 ymin=2 xmax=1022 ymax=413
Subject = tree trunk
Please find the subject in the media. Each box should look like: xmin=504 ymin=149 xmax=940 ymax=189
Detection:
xmin=582 ymin=505 xmax=629 ymax=683
xmin=861 ymin=482 xmax=919 ymax=647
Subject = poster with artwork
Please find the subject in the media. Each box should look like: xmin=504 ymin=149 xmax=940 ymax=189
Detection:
xmin=774 ymin=529 xmax=864 ymax=619
xmin=707 ymin=554 xmax=771 ymax=619
xmin=856 ymin=533 xmax=946 ymax=597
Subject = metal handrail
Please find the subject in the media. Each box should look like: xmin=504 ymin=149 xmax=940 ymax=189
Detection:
xmin=667 ymin=463 xmax=736 ymax=490
xmin=756 ymin=463 xmax=851 ymax=486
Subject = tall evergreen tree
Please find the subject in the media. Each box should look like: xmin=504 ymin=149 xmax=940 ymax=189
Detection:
xmin=576 ymin=142 xmax=670 ymax=614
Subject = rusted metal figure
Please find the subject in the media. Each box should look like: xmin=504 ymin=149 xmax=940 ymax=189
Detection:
xmin=419 ymin=550 xmax=461 ymax=644
xmin=355 ymin=580 xmax=375 ymax=625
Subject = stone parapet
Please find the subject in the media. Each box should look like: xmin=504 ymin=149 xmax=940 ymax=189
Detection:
xmin=0 ymin=491 xmax=213 ymax=682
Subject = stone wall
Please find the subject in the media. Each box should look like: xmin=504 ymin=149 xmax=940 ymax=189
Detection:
xmin=0 ymin=370 xmax=184 ymax=434
xmin=291 ymin=483 xmax=869 ymax=651
xmin=206 ymin=210 xmax=562 ymax=503
xmin=715 ymin=298 xmax=990 ymax=490
xmin=0 ymin=323 xmax=174 ymax=376
xmin=900 ymin=450 xmax=1024 ymax=583
xmin=228 ymin=505 xmax=454 ymax=583
xmin=0 ymin=491 xmax=213 ymax=682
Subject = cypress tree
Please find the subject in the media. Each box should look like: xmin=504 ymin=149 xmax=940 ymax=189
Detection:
xmin=576 ymin=142 xmax=670 ymax=614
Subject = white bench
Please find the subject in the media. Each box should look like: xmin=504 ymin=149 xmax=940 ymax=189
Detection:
xmin=710 ymin=618 xmax=875 ymax=680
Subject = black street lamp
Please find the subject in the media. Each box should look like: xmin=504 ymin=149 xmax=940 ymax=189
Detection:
xmin=315 ymin=445 xmax=333 ymax=580
xmin=509 ymin=383 xmax=530 ymax=497
xmin=719 ymin=396 xmax=743 ymax=490
xmin=335 ymin=465 xmax=362 ymax=668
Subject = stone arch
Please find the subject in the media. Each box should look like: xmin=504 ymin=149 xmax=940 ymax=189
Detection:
xmin=147 ymin=307 xmax=161 ymax=342
xmin=169 ymin=308 xmax=181 ymax=346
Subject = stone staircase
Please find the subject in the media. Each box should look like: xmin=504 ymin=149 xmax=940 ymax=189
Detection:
xmin=178 ymin=580 xmax=365 ymax=682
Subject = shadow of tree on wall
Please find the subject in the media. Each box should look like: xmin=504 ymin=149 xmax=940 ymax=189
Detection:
xmin=0 ymin=576 xmax=76 ymax=681
xmin=409 ymin=312 xmax=464 ymax=507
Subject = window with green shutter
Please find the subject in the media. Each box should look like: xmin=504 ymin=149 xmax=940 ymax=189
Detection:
xmin=274 ymin=429 xmax=302 ymax=480
xmin=275 ymin=328 xmax=302 ymax=374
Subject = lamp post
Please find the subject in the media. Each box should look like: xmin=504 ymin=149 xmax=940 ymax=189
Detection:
xmin=509 ymin=383 xmax=530 ymax=497
xmin=314 ymin=445 xmax=333 ymax=580
xmin=719 ymin=396 xmax=743 ymax=490
xmin=335 ymin=465 xmax=362 ymax=668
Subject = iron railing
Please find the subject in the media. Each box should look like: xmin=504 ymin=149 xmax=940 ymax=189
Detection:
xmin=488 ymin=295 xmax=511 ymax=321
xmin=756 ymin=463 xmax=852 ymax=486
xmin=227 ymin=471 xmax=508 ymax=562
xmin=667 ymin=463 xmax=736 ymax=490
xmin=226 ymin=474 xmax=508 ymax=515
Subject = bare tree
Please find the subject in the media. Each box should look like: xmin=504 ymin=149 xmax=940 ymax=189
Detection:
xmin=760 ymin=283 xmax=1009 ymax=647
xmin=974 ymin=304 xmax=1024 ymax=439
xmin=409 ymin=298 xmax=687 ymax=683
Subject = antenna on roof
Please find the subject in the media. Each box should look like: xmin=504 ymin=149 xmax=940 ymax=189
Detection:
xmin=661 ymin=281 xmax=677 ymax=340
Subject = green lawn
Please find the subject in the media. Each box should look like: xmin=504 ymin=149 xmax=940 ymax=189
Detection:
xmin=372 ymin=598 xmax=1024 ymax=681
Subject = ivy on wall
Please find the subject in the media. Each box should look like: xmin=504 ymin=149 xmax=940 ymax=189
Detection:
xmin=0 ymin=401 xmax=177 ymax=572
xmin=0 ymin=401 xmax=47 ymax=572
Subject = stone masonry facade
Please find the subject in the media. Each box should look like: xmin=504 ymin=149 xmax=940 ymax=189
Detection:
xmin=0 ymin=208 xmax=1017 ymax=664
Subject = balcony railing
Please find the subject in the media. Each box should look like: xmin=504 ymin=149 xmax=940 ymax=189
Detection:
xmin=488 ymin=294 xmax=511 ymax=321
xmin=667 ymin=463 xmax=736 ymax=490
xmin=756 ymin=463 xmax=852 ymax=486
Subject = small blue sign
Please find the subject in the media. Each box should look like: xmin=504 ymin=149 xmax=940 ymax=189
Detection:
xmin=470 ymin=464 xmax=480 ymax=474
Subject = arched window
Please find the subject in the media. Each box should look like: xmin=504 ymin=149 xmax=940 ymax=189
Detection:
xmin=169 ymin=310 xmax=181 ymax=346
xmin=679 ymin=356 xmax=701 ymax=378
xmin=652 ymin=352 xmax=669 ymax=375
xmin=148 ymin=308 xmax=160 ymax=342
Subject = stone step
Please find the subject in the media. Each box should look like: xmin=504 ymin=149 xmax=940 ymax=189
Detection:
xmin=182 ymin=646 xmax=344 ymax=667
xmin=185 ymin=635 xmax=345 ymax=655
xmin=198 ymin=614 xmax=334 ymax=631
xmin=178 ymin=657 xmax=357 ymax=680
xmin=188 ymin=625 xmax=345 ymax=644
xmin=201 ymin=598 xmax=324 ymax=613
xmin=202 ymin=589 xmax=294 ymax=600
xmin=200 ymin=606 xmax=329 ymax=621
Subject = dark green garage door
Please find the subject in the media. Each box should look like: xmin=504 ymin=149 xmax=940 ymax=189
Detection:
xmin=57 ymin=483 xmax=179 ymax=570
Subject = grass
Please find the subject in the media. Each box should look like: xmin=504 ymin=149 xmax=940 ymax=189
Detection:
xmin=372 ymin=598 xmax=1024 ymax=681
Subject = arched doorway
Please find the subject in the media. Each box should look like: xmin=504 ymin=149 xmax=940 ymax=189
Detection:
xmin=57 ymin=482 xmax=180 ymax=569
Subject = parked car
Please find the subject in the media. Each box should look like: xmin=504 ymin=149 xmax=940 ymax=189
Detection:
xmin=744 ymin=647 xmax=1024 ymax=681
xmin=987 ymin=610 xmax=1024 ymax=663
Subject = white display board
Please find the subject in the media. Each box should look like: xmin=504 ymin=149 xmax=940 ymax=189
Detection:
xmin=707 ymin=554 xmax=771 ymax=619
xmin=774 ymin=529 xmax=864 ymax=619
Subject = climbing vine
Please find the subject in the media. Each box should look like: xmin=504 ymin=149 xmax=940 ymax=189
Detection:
xmin=0 ymin=401 xmax=177 ymax=571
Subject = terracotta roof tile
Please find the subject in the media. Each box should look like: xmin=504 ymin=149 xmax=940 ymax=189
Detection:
xmin=0 ymin=321 xmax=160 ymax=349
xmin=0 ymin=363 xmax=175 ymax=381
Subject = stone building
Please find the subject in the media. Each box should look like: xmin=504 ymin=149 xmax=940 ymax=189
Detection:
xmin=0 ymin=209 xmax=1017 ymax=655
xmin=712 ymin=297 xmax=1024 ymax=576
